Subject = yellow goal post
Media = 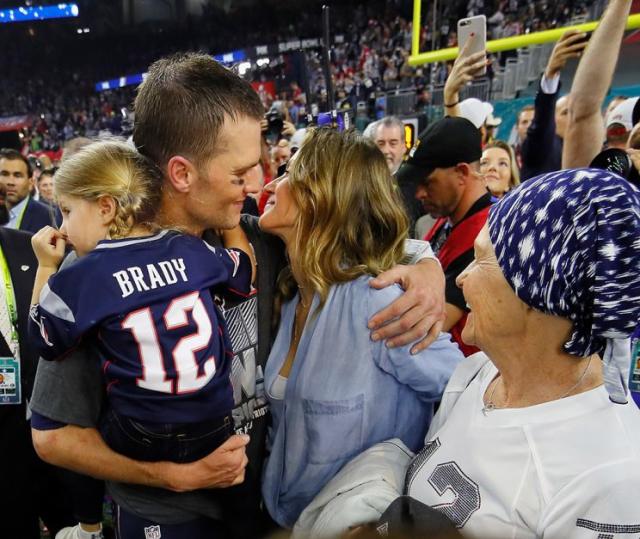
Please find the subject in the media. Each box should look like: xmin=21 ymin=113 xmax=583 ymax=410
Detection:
xmin=409 ymin=0 xmax=640 ymax=66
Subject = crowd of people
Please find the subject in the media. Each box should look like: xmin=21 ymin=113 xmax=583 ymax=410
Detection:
xmin=1 ymin=0 xmax=601 ymax=154
xmin=2 ymin=0 xmax=640 ymax=539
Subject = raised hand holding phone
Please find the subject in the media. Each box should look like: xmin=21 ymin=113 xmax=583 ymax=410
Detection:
xmin=444 ymin=35 xmax=487 ymax=117
xmin=544 ymin=30 xmax=589 ymax=80
xmin=457 ymin=15 xmax=487 ymax=76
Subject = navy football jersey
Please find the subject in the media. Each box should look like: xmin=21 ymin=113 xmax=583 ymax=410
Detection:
xmin=29 ymin=230 xmax=253 ymax=423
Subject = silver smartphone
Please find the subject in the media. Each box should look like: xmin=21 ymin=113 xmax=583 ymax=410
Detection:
xmin=457 ymin=15 xmax=487 ymax=76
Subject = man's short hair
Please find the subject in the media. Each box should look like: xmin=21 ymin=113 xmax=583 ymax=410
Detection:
xmin=362 ymin=120 xmax=380 ymax=140
xmin=0 ymin=148 xmax=32 ymax=177
xmin=38 ymin=168 xmax=57 ymax=182
xmin=376 ymin=116 xmax=404 ymax=137
xmin=517 ymin=105 xmax=535 ymax=122
xmin=133 ymin=52 xmax=264 ymax=169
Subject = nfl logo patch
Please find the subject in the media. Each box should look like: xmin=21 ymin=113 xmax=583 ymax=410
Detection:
xmin=144 ymin=525 xmax=162 ymax=539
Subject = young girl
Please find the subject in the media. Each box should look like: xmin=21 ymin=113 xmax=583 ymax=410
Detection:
xmin=479 ymin=141 xmax=521 ymax=198
xmin=28 ymin=139 xmax=255 ymax=467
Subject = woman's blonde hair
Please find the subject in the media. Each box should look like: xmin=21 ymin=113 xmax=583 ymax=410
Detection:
xmin=484 ymin=140 xmax=521 ymax=191
xmin=54 ymin=139 xmax=162 ymax=238
xmin=278 ymin=128 xmax=409 ymax=309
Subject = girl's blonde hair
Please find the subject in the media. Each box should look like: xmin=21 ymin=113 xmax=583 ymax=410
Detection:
xmin=277 ymin=128 xmax=409 ymax=310
xmin=484 ymin=140 xmax=521 ymax=192
xmin=54 ymin=139 xmax=162 ymax=238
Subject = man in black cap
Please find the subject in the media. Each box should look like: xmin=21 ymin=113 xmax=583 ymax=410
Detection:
xmin=409 ymin=116 xmax=492 ymax=356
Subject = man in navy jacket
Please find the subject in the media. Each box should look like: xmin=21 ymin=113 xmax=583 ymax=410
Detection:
xmin=0 ymin=148 xmax=57 ymax=233
xmin=521 ymin=31 xmax=587 ymax=180
xmin=0 ymin=227 xmax=74 ymax=537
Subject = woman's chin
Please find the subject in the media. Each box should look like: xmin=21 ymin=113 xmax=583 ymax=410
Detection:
xmin=487 ymin=181 xmax=508 ymax=198
xmin=258 ymin=215 xmax=287 ymax=242
xmin=461 ymin=314 xmax=476 ymax=347
xmin=258 ymin=212 xmax=273 ymax=232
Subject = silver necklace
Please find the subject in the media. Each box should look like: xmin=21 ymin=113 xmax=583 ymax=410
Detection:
xmin=291 ymin=294 xmax=311 ymax=344
xmin=482 ymin=354 xmax=595 ymax=415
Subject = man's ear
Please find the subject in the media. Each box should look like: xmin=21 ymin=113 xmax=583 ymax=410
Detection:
xmin=454 ymin=162 xmax=473 ymax=183
xmin=166 ymin=156 xmax=197 ymax=194
xmin=97 ymin=195 xmax=117 ymax=224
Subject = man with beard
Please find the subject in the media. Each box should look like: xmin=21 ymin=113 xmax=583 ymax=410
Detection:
xmin=30 ymin=53 xmax=446 ymax=539
xmin=413 ymin=117 xmax=491 ymax=356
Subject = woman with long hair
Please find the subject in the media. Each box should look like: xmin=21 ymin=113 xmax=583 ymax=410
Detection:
xmin=479 ymin=140 xmax=520 ymax=198
xmin=258 ymin=128 xmax=463 ymax=528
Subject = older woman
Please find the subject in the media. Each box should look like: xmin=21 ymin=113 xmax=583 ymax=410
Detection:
xmin=479 ymin=141 xmax=520 ymax=198
xmin=403 ymin=168 xmax=640 ymax=537
xmin=258 ymin=128 xmax=463 ymax=528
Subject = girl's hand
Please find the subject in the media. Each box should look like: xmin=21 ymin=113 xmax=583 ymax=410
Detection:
xmin=31 ymin=226 xmax=66 ymax=269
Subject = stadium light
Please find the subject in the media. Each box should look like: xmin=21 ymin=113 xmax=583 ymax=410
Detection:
xmin=0 ymin=3 xmax=79 ymax=24
xmin=96 ymin=50 xmax=246 ymax=92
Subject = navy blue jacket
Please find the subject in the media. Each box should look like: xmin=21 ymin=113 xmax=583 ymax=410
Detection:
xmin=521 ymin=80 xmax=564 ymax=181
xmin=19 ymin=197 xmax=57 ymax=234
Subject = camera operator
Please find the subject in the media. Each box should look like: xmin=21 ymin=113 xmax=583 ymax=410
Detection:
xmin=588 ymin=97 xmax=640 ymax=188
xmin=258 ymin=105 xmax=296 ymax=215
xmin=605 ymin=97 xmax=640 ymax=150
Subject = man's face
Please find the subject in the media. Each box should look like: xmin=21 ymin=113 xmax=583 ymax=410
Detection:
xmin=375 ymin=124 xmax=406 ymax=173
xmin=189 ymin=115 xmax=262 ymax=230
xmin=0 ymin=158 xmax=33 ymax=209
xmin=517 ymin=109 xmax=534 ymax=143
xmin=38 ymin=174 xmax=55 ymax=203
xmin=414 ymin=167 xmax=462 ymax=218
xmin=273 ymin=144 xmax=291 ymax=169
xmin=555 ymin=96 xmax=569 ymax=140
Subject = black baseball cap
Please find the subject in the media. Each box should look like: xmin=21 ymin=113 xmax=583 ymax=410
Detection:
xmin=376 ymin=496 xmax=461 ymax=538
xmin=405 ymin=116 xmax=483 ymax=180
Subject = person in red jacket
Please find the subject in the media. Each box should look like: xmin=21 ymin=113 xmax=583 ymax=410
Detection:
xmin=409 ymin=117 xmax=492 ymax=356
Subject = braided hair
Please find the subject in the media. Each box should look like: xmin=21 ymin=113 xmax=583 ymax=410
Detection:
xmin=54 ymin=138 xmax=163 ymax=238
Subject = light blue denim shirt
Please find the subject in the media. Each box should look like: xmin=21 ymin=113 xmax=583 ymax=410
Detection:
xmin=261 ymin=275 xmax=464 ymax=527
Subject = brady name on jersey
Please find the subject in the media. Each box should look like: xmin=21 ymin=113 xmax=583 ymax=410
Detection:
xmin=113 ymin=258 xmax=189 ymax=298
xmin=29 ymin=230 xmax=252 ymax=424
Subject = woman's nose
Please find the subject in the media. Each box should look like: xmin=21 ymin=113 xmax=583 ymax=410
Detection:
xmin=265 ymin=180 xmax=277 ymax=194
xmin=456 ymin=262 xmax=473 ymax=289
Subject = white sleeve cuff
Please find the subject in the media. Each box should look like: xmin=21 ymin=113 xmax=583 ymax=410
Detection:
xmin=402 ymin=239 xmax=438 ymax=265
xmin=540 ymin=73 xmax=560 ymax=95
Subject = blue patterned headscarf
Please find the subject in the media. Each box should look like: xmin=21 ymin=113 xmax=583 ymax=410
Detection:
xmin=488 ymin=168 xmax=640 ymax=403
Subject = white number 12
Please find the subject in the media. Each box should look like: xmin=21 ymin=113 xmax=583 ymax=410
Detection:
xmin=122 ymin=291 xmax=217 ymax=394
